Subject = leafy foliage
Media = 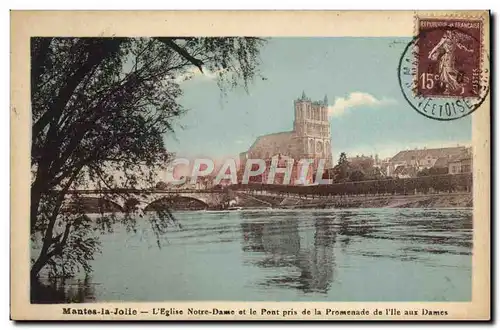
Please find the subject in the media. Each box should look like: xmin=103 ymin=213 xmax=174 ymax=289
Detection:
xmin=30 ymin=37 xmax=265 ymax=279
xmin=234 ymin=172 xmax=472 ymax=196
xmin=417 ymin=167 xmax=448 ymax=176
xmin=323 ymin=152 xmax=385 ymax=183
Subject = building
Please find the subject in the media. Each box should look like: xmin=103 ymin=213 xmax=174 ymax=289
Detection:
xmin=448 ymin=150 xmax=472 ymax=174
xmin=239 ymin=92 xmax=332 ymax=185
xmin=387 ymin=146 xmax=470 ymax=178
xmin=392 ymin=165 xmax=418 ymax=179
xmin=347 ymin=155 xmax=374 ymax=164
xmin=348 ymin=154 xmax=385 ymax=169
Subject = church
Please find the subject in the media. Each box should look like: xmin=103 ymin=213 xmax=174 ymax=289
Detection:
xmin=238 ymin=92 xmax=333 ymax=185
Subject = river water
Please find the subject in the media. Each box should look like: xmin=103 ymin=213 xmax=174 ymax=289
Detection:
xmin=35 ymin=208 xmax=472 ymax=302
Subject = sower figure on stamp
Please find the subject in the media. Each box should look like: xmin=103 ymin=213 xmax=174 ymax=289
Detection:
xmin=428 ymin=30 xmax=474 ymax=95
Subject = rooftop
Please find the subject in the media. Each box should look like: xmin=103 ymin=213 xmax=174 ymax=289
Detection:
xmin=390 ymin=146 xmax=467 ymax=162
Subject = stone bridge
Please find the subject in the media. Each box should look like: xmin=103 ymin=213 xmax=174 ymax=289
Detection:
xmin=64 ymin=189 xmax=231 ymax=212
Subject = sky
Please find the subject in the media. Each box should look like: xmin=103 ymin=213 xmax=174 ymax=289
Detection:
xmin=163 ymin=37 xmax=471 ymax=164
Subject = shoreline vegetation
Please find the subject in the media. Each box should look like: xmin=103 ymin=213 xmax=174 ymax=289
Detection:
xmin=233 ymin=192 xmax=473 ymax=209
xmin=76 ymin=192 xmax=473 ymax=214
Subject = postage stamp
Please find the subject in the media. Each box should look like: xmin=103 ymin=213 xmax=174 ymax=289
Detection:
xmin=398 ymin=15 xmax=489 ymax=120
xmin=417 ymin=19 xmax=482 ymax=98
xmin=10 ymin=11 xmax=491 ymax=322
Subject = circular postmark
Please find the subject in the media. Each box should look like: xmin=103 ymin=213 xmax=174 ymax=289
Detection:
xmin=398 ymin=23 xmax=489 ymax=121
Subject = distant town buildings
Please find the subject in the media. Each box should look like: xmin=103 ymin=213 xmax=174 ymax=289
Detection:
xmin=386 ymin=146 xmax=472 ymax=178
xmin=158 ymin=92 xmax=471 ymax=188
xmin=157 ymin=145 xmax=472 ymax=190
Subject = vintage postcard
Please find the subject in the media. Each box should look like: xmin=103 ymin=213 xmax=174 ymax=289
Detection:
xmin=10 ymin=10 xmax=490 ymax=320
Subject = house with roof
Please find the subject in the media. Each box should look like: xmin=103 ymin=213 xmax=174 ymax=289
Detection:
xmin=448 ymin=151 xmax=472 ymax=175
xmin=392 ymin=165 xmax=418 ymax=179
xmin=387 ymin=146 xmax=470 ymax=178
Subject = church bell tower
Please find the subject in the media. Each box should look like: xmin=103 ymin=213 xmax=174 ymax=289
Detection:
xmin=293 ymin=91 xmax=332 ymax=168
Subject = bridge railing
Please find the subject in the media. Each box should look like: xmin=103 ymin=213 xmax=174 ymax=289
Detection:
xmin=229 ymin=173 xmax=472 ymax=197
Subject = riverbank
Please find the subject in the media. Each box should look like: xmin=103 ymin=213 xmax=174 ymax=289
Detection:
xmin=235 ymin=192 xmax=473 ymax=209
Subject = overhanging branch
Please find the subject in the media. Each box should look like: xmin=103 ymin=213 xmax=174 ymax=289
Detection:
xmin=155 ymin=38 xmax=204 ymax=73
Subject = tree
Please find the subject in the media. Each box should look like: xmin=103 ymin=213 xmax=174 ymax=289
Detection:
xmin=417 ymin=167 xmax=448 ymax=177
xmin=338 ymin=152 xmax=348 ymax=166
xmin=348 ymin=156 xmax=385 ymax=181
xmin=330 ymin=152 xmax=349 ymax=182
xmin=30 ymin=37 xmax=265 ymax=282
xmin=355 ymin=157 xmax=374 ymax=172
xmin=348 ymin=170 xmax=365 ymax=182
xmin=155 ymin=181 xmax=169 ymax=190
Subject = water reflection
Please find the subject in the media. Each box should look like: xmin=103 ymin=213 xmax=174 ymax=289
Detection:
xmin=31 ymin=276 xmax=96 ymax=303
xmin=370 ymin=209 xmax=473 ymax=251
xmin=30 ymin=208 xmax=473 ymax=303
xmin=241 ymin=213 xmax=337 ymax=293
xmin=240 ymin=209 xmax=472 ymax=295
xmin=337 ymin=211 xmax=379 ymax=249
